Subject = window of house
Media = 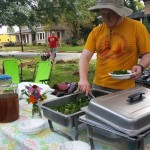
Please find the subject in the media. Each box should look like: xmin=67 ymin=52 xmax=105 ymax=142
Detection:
xmin=40 ymin=33 xmax=42 ymax=39
xmin=37 ymin=32 xmax=45 ymax=40
xmin=8 ymin=39 xmax=9 ymax=41
xmin=56 ymin=32 xmax=60 ymax=39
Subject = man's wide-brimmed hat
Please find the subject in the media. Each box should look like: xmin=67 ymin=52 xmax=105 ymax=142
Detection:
xmin=88 ymin=0 xmax=133 ymax=16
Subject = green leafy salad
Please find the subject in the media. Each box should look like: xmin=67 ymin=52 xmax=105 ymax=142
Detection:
xmin=112 ymin=70 xmax=129 ymax=75
xmin=49 ymin=97 xmax=89 ymax=115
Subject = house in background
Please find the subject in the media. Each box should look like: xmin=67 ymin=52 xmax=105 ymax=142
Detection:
xmin=130 ymin=0 xmax=150 ymax=22
xmin=0 ymin=34 xmax=16 ymax=44
xmin=15 ymin=23 xmax=73 ymax=45
xmin=143 ymin=0 xmax=150 ymax=23
xmin=144 ymin=0 xmax=150 ymax=14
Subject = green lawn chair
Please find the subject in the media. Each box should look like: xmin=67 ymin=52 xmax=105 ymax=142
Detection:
xmin=33 ymin=61 xmax=53 ymax=84
xmin=3 ymin=59 xmax=22 ymax=84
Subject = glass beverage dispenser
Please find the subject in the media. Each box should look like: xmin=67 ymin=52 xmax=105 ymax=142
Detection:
xmin=0 ymin=74 xmax=19 ymax=123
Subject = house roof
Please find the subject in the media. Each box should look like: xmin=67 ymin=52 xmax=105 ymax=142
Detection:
xmin=129 ymin=11 xmax=150 ymax=19
xmin=129 ymin=12 xmax=144 ymax=19
xmin=14 ymin=26 xmax=65 ymax=34
xmin=14 ymin=28 xmax=31 ymax=34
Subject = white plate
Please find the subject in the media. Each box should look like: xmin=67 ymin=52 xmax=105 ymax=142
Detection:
xmin=57 ymin=141 xmax=91 ymax=150
xmin=20 ymin=127 xmax=44 ymax=135
xmin=109 ymin=70 xmax=135 ymax=80
xmin=19 ymin=118 xmax=46 ymax=135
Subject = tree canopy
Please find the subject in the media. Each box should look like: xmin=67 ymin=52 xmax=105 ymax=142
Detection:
xmin=0 ymin=0 xmax=145 ymax=29
xmin=124 ymin=0 xmax=144 ymax=12
xmin=0 ymin=0 xmax=146 ymax=46
xmin=0 ymin=0 xmax=38 ymax=28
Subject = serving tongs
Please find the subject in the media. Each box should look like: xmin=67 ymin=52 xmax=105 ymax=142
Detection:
xmin=88 ymin=92 xmax=95 ymax=100
xmin=74 ymin=89 xmax=95 ymax=100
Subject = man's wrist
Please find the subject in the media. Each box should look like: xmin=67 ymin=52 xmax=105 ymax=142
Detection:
xmin=136 ymin=64 xmax=144 ymax=72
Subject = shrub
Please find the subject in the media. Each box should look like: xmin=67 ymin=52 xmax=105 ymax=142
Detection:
xmin=71 ymin=38 xmax=78 ymax=46
xmin=4 ymin=41 xmax=15 ymax=47
xmin=37 ymin=43 xmax=42 ymax=46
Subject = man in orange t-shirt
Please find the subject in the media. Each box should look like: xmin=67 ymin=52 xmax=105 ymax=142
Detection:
xmin=78 ymin=0 xmax=150 ymax=95
xmin=48 ymin=31 xmax=62 ymax=61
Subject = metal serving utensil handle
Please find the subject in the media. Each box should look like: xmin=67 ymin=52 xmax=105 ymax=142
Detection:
xmin=127 ymin=92 xmax=145 ymax=103
xmin=88 ymin=92 xmax=95 ymax=100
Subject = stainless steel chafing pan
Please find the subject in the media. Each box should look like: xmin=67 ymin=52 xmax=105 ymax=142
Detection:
xmin=82 ymin=87 xmax=150 ymax=137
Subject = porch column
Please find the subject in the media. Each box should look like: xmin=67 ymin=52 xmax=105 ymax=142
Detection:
xmin=29 ymin=34 xmax=32 ymax=44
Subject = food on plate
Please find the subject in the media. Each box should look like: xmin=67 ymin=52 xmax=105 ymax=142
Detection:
xmin=109 ymin=70 xmax=135 ymax=79
xmin=111 ymin=70 xmax=130 ymax=75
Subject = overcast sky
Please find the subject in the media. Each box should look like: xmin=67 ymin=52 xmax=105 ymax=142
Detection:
xmin=0 ymin=26 xmax=19 ymax=34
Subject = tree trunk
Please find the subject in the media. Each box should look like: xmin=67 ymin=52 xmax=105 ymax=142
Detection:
xmin=19 ymin=26 xmax=23 ymax=52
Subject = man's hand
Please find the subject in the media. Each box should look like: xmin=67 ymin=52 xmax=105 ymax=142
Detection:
xmin=78 ymin=79 xmax=91 ymax=96
xmin=131 ymin=65 xmax=143 ymax=80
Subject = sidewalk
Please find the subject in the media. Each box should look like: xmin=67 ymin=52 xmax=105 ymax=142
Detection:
xmin=0 ymin=51 xmax=96 ymax=61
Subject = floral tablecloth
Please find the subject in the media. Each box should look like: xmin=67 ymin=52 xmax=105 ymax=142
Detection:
xmin=0 ymin=95 xmax=150 ymax=150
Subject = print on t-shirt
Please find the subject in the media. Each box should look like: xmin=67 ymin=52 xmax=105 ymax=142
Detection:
xmin=50 ymin=38 xmax=55 ymax=42
xmin=98 ymin=31 xmax=128 ymax=60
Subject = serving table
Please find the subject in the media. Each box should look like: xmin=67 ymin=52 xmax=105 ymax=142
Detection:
xmin=0 ymin=94 xmax=127 ymax=150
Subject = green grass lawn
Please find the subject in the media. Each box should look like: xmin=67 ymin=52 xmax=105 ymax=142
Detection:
xmin=60 ymin=45 xmax=83 ymax=52
xmin=44 ymin=59 xmax=95 ymax=87
xmin=0 ymin=45 xmax=84 ymax=53
xmin=0 ymin=57 xmax=96 ymax=88
xmin=0 ymin=43 xmax=93 ymax=89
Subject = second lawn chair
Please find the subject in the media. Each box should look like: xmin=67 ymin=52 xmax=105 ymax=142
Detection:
xmin=33 ymin=61 xmax=53 ymax=84
xmin=3 ymin=58 xmax=22 ymax=84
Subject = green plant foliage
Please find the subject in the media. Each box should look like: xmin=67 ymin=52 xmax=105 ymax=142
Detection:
xmin=143 ymin=17 xmax=150 ymax=32
xmin=0 ymin=0 xmax=38 ymax=27
xmin=124 ymin=0 xmax=144 ymax=12
xmin=49 ymin=59 xmax=96 ymax=87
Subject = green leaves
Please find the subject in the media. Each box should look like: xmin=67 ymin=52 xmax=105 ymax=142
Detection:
xmin=125 ymin=0 xmax=144 ymax=13
xmin=0 ymin=0 xmax=38 ymax=27
xmin=49 ymin=96 xmax=89 ymax=115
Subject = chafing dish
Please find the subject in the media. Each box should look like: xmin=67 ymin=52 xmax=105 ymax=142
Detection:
xmin=38 ymin=89 xmax=109 ymax=140
xmin=80 ymin=87 xmax=150 ymax=150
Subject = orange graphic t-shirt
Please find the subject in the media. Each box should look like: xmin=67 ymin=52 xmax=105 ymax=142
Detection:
xmin=84 ymin=17 xmax=150 ymax=89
